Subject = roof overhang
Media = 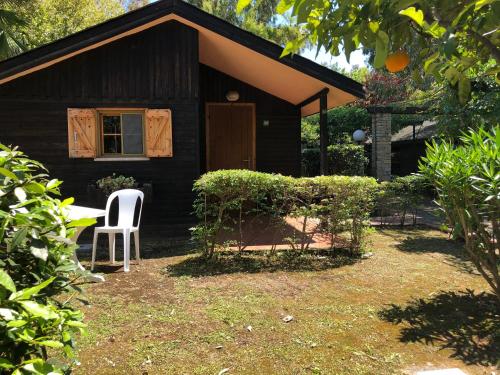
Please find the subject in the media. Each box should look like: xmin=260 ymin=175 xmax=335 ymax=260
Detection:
xmin=0 ymin=0 xmax=364 ymax=116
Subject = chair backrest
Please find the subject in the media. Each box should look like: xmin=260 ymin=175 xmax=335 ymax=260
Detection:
xmin=104 ymin=189 xmax=144 ymax=228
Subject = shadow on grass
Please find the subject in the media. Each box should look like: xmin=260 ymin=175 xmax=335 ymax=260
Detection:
xmin=397 ymin=235 xmax=476 ymax=274
xmin=164 ymin=250 xmax=359 ymax=277
xmin=80 ymin=237 xmax=196 ymax=263
xmin=378 ymin=229 xmax=475 ymax=274
xmin=379 ymin=289 xmax=500 ymax=366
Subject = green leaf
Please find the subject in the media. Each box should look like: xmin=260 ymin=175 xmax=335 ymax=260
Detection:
xmin=18 ymin=301 xmax=58 ymax=320
xmin=281 ymin=40 xmax=296 ymax=57
xmin=458 ymin=76 xmax=471 ymax=104
xmin=475 ymin=0 xmax=494 ymax=11
xmin=25 ymin=182 xmax=45 ymax=194
xmin=423 ymin=52 xmax=439 ymax=72
xmin=0 ymin=269 xmax=16 ymax=293
xmin=46 ymin=179 xmax=61 ymax=190
xmin=7 ymin=319 xmax=27 ymax=327
xmin=443 ymin=37 xmax=458 ymax=58
xmin=65 ymin=320 xmax=86 ymax=328
xmin=276 ymin=0 xmax=294 ymax=14
xmin=60 ymin=197 xmax=74 ymax=208
xmin=0 ymin=359 xmax=14 ymax=369
xmin=236 ymin=0 xmax=252 ymax=14
xmin=67 ymin=218 xmax=96 ymax=228
xmin=9 ymin=277 xmax=55 ymax=301
xmin=399 ymin=6 xmax=424 ymax=26
xmin=444 ymin=67 xmax=460 ymax=85
xmin=0 ymin=167 xmax=18 ymax=181
xmin=368 ymin=21 xmax=379 ymax=33
xmin=21 ymin=359 xmax=57 ymax=375
xmin=374 ymin=30 xmax=389 ymax=68
xmin=10 ymin=227 xmax=28 ymax=249
xmin=424 ymin=21 xmax=446 ymax=38
xmin=37 ymin=340 xmax=64 ymax=348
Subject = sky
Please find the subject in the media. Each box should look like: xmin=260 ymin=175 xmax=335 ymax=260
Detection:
xmin=300 ymin=47 xmax=367 ymax=72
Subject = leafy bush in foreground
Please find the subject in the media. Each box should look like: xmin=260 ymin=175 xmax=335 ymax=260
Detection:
xmin=0 ymin=145 xmax=92 ymax=373
xmin=192 ymin=170 xmax=378 ymax=257
xmin=419 ymin=127 xmax=499 ymax=301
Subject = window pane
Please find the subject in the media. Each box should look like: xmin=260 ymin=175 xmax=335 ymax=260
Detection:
xmin=122 ymin=114 xmax=144 ymax=154
xmin=103 ymin=115 xmax=121 ymax=134
xmin=103 ymin=135 xmax=122 ymax=154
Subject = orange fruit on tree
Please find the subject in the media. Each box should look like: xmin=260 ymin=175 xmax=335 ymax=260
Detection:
xmin=385 ymin=51 xmax=410 ymax=73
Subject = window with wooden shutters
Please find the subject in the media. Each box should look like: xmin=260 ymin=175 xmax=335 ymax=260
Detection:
xmin=67 ymin=109 xmax=97 ymax=158
xmin=145 ymin=109 xmax=173 ymax=157
xmin=67 ymin=108 xmax=172 ymax=159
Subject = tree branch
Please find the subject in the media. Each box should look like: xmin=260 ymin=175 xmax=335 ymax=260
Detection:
xmin=467 ymin=29 xmax=500 ymax=64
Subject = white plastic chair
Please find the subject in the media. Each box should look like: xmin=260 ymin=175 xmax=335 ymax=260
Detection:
xmin=91 ymin=189 xmax=144 ymax=273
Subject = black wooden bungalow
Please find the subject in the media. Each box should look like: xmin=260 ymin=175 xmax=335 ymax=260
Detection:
xmin=0 ymin=0 xmax=363 ymax=228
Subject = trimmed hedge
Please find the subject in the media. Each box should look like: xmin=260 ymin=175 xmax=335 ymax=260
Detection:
xmin=192 ymin=170 xmax=378 ymax=257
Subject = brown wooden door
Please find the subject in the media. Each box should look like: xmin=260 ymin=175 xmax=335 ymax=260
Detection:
xmin=207 ymin=104 xmax=255 ymax=171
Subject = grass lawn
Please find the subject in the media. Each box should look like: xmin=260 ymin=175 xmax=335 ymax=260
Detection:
xmin=75 ymin=228 xmax=498 ymax=374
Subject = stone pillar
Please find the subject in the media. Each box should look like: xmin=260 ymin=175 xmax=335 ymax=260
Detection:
xmin=371 ymin=112 xmax=391 ymax=181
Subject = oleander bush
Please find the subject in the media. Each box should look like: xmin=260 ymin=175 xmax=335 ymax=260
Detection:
xmin=192 ymin=170 xmax=378 ymax=257
xmin=0 ymin=145 xmax=93 ymax=374
xmin=419 ymin=127 xmax=499 ymax=301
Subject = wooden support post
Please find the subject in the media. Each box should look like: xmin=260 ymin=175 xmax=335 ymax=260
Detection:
xmin=319 ymin=91 xmax=328 ymax=175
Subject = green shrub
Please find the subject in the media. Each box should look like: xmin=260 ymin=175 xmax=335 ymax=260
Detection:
xmin=0 ymin=145 xmax=92 ymax=373
xmin=419 ymin=127 xmax=499 ymax=301
xmin=327 ymin=143 xmax=368 ymax=176
xmin=377 ymin=174 xmax=430 ymax=226
xmin=192 ymin=170 xmax=378 ymax=256
xmin=315 ymin=176 xmax=378 ymax=250
xmin=192 ymin=170 xmax=294 ymax=257
xmin=301 ymin=143 xmax=368 ymax=177
xmin=96 ymin=173 xmax=137 ymax=196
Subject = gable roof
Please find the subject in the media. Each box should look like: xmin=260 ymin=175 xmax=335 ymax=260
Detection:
xmin=0 ymin=0 xmax=364 ymax=116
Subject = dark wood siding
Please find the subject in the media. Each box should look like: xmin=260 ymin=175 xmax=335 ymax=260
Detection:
xmin=199 ymin=65 xmax=301 ymax=176
xmin=0 ymin=21 xmax=199 ymax=227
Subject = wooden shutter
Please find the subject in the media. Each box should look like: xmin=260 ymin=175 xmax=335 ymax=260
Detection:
xmin=145 ymin=109 xmax=173 ymax=157
xmin=67 ymin=109 xmax=97 ymax=158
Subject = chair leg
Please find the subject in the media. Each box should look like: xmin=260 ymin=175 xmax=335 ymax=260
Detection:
xmin=134 ymin=231 xmax=140 ymax=261
xmin=123 ymin=229 xmax=130 ymax=272
xmin=91 ymin=231 xmax=99 ymax=271
xmin=108 ymin=233 xmax=116 ymax=264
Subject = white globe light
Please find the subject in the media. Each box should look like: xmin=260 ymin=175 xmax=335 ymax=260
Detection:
xmin=353 ymin=129 xmax=366 ymax=142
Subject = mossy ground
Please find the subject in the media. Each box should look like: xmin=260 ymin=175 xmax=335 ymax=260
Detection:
xmin=74 ymin=228 xmax=498 ymax=374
